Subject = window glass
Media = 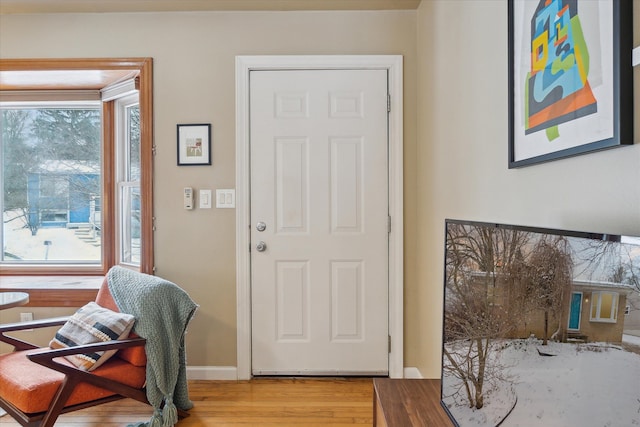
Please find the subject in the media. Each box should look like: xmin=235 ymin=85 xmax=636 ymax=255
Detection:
xmin=116 ymin=95 xmax=140 ymax=267
xmin=120 ymin=184 xmax=140 ymax=265
xmin=1 ymin=106 xmax=101 ymax=263
xmin=590 ymin=291 xmax=619 ymax=323
xmin=600 ymin=293 xmax=612 ymax=319
xmin=127 ymin=105 xmax=140 ymax=182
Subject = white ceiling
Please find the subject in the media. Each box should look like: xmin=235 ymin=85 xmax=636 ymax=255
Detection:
xmin=0 ymin=0 xmax=421 ymax=14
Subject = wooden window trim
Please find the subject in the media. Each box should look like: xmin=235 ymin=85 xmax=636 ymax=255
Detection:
xmin=0 ymin=276 xmax=102 ymax=307
xmin=0 ymin=58 xmax=153 ymax=305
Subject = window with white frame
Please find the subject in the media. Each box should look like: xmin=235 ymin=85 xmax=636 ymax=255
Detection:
xmin=115 ymin=94 xmax=140 ymax=267
xmin=590 ymin=291 xmax=619 ymax=323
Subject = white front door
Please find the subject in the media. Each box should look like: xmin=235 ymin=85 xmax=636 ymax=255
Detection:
xmin=250 ymin=69 xmax=389 ymax=375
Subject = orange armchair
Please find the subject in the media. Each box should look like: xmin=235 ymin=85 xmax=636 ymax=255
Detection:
xmin=0 ymin=276 xmax=190 ymax=427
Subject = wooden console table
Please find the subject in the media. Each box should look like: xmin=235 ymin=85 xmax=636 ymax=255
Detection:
xmin=373 ymin=379 xmax=454 ymax=426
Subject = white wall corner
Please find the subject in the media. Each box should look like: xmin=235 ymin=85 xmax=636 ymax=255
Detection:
xmin=633 ymin=46 xmax=640 ymax=67
xmin=187 ymin=366 xmax=238 ymax=381
xmin=403 ymin=367 xmax=425 ymax=379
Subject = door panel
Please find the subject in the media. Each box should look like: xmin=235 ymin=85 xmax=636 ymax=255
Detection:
xmin=276 ymin=260 xmax=309 ymax=340
xmin=331 ymin=138 xmax=363 ymax=232
xmin=250 ymin=69 xmax=389 ymax=375
xmin=276 ymin=138 xmax=308 ymax=233
xmin=331 ymin=260 xmax=364 ymax=341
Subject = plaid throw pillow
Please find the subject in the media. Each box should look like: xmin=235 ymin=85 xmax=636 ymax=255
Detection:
xmin=50 ymin=302 xmax=136 ymax=371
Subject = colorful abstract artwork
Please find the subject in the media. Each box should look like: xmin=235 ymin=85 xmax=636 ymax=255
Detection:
xmin=525 ymin=0 xmax=596 ymax=140
xmin=508 ymin=0 xmax=632 ymax=168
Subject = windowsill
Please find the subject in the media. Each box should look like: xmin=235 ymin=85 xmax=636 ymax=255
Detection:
xmin=0 ymin=276 xmax=103 ymax=307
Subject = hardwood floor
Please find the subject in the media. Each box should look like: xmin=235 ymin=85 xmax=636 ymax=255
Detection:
xmin=0 ymin=378 xmax=374 ymax=426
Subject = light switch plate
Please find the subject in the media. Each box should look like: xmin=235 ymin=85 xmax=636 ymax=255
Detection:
xmin=216 ymin=189 xmax=236 ymax=208
xmin=199 ymin=189 xmax=212 ymax=209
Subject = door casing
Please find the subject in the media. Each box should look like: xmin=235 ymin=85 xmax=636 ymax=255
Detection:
xmin=235 ymin=55 xmax=404 ymax=380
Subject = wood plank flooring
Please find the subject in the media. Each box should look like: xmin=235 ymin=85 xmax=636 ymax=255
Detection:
xmin=0 ymin=378 xmax=374 ymax=426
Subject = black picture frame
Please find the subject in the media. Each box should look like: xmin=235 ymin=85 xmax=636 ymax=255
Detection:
xmin=508 ymin=0 xmax=633 ymax=168
xmin=177 ymin=123 xmax=211 ymax=166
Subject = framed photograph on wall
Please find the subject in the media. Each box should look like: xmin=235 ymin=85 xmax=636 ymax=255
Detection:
xmin=177 ymin=123 xmax=211 ymax=166
xmin=508 ymin=0 xmax=633 ymax=168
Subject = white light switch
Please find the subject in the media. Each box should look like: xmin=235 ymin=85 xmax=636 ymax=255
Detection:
xmin=216 ymin=189 xmax=236 ymax=208
xmin=199 ymin=189 xmax=212 ymax=209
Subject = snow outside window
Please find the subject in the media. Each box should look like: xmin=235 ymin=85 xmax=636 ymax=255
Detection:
xmin=1 ymin=103 xmax=102 ymax=264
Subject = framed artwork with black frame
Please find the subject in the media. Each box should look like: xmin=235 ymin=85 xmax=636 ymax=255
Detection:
xmin=508 ymin=0 xmax=633 ymax=168
xmin=177 ymin=123 xmax=211 ymax=166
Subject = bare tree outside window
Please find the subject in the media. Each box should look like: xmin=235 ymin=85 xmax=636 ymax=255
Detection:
xmin=525 ymin=238 xmax=573 ymax=345
xmin=442 ymin=220 xmax=640 ymax=427
xmin=443 ymin=223 xmax=532 ymax=409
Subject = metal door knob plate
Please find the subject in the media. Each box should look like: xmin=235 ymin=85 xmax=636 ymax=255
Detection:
xmin=256 ymin=241 xmax=267 ymax=252
xmin=256 ymin=222 xmax=267 ymax=232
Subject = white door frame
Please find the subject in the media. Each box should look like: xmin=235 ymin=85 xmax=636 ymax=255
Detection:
xmin=235 ymin=55 xmax=404 ymax=380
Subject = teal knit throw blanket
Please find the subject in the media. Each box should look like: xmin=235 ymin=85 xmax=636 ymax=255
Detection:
xmin=107 ymin=266 xmax=198 ymax=427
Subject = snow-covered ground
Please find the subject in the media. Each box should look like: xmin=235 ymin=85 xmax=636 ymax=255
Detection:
xmin=443 ymin=338 xmax=640 ymax=426
xmin=624 ymin=334 xmax=640 ymax=346
xmin=3 ymin=219 xmax=100 ymax=261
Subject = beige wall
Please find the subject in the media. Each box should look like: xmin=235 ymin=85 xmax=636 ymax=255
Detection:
xmin=415 ymin=0 xmax=640 ymax=377
xmin=0 ymin=10 xmax=419 ymax=369
xmin=1 ymin=1 xmax=639 ymax=378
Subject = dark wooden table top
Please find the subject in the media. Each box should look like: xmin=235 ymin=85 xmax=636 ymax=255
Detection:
xmin=373 ymin=378 xmax=454 ymax=426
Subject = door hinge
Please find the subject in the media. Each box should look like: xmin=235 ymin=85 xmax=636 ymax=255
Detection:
xmin=387 ymin=215 xmax=392 ymax=234
xmin=388 ymin=335 xmax=392 ymax=353
xmin=387 ymin=94 xmax=391 ymax=112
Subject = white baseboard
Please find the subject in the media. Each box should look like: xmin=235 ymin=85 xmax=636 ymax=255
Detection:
xmin=186 ymin=366 xmax=424 ymax=380
xmin=634 ymin=46 xmax=639 ymax=67
xmin=187 ymin=366 xmax=238 ymax=381
xmin=403 ymin=367 xmax=424 ymax=379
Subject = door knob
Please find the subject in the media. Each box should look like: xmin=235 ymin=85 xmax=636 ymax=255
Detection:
xmin=256 ymin=222 xmax=267 ymax=232
xmin=256 ymin=241 xmax=267 ymax=252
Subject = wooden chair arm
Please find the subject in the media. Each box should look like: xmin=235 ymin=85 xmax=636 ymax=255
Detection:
xmin=0 ymin=316 xmax=70 ymax=333
xmin=27 ymin=337 xmax=147 ymax=371
xmin=0 ymin=316 xmax=70 ymax=350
